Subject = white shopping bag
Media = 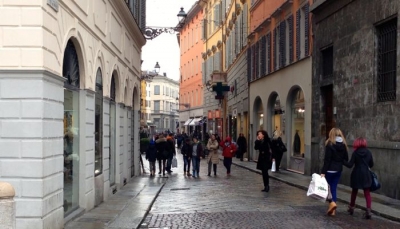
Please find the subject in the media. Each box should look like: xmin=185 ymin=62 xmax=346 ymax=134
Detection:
xmin=307 ymin=173 xmax=329 ymax=201
xmin=172 ymin=156 xmax=177 ymax=168
xmin=271 ymin=160 xmax=276 ymax=172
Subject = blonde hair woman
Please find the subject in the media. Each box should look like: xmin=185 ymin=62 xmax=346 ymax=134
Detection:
xmin=321 ymin=128 xmax=349 ymax=216
xmin=270 ymin=130 xmax=287 ymax=173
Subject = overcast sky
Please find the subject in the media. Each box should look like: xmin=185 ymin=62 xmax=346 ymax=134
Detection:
xmin=142 ymin=0 xmax=197 ymax=81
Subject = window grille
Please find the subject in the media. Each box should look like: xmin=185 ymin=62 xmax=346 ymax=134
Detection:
xmin=377 ymin=18 xmax=397 ymax=102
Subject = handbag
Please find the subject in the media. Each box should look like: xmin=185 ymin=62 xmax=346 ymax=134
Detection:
xmin=361 ymin=158 xmax=381 ymax=192
xmin=271 ymin=160 xmax=276 ymax=172
xmin=279 ymin=139 xmax=287 ymax=152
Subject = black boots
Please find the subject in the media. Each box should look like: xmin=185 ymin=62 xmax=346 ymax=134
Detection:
xmin=363 ymin=208 xmax=372 ymax=219
xmin=261 ymin=185 xmax=270 ymax=192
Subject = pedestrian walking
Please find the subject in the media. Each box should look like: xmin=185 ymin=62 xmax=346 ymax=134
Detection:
xmin=220 ymin=136 xmax=237 ymax=175
xmin=191 ymin=136 xmax=204 ymax=178
xmin=181 ymin=138 xmax=192 ymax=176
xmin=270 ymin=130 xmax=287 ymax=172
xmin=207 ymin=134 xmax=219 ymax=176
xmin=254 ymin=130 xmax=273 ymax=192
xmin=344 ymin=137 xmax=374 ymax=219
xmin=145 ymin=139 xmax=157 ymax=176
xmin=321 ymin=128 xmax=349 ymax=216
xmin=236 ymin=133 xmax=247 ymax=161
xmin=155 ymin=134 xmax=170 ymax=176
xmin=166 ymin=133 xmax=176 ymax=174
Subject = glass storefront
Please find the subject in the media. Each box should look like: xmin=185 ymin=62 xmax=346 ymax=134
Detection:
xmin=291 ymin=89 xmax=305 ymax=157
xmin=63 ymin=39 xmax=80 ymax=215
xmin=109 ymin=75 xmax=117 ymax=186
xmin=95 ymin=68 xmax=103 ymax=176
xmin=63 ymin=89 xmax=80 ymax=214
xmin=271 ymin=96 xmax=282 ymax=135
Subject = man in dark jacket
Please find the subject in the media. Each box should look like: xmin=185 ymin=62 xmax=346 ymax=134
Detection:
xmin=181 ymin=138 xmax=192 ymax=176
xmin=155 ymin=134 xmax=170 ymax=176
xmin=165 ymin=133 xmax=176 ymax=173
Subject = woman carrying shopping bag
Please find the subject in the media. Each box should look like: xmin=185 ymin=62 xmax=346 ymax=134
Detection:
xmin=344 ymin=137 xmax=374 ymax=219
xmin=254 ymin=130 xmax=274 ymax=192
xmin=321 ymin=128 xmax=349 ymax=216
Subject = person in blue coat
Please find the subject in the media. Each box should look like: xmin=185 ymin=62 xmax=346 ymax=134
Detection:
xmin=146 ymin=139 xmax=157 ymax=177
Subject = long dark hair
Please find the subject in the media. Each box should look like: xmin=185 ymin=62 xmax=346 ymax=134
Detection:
xmin=256 ymin=130 xmax=269 ymax=140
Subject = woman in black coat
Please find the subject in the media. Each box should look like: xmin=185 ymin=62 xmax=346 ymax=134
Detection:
xmin=145 ymin=139 xmax=157 ymax=176
xmin=344 ymin=137 xmax=374 ymax=219
xmin=270 ymin=131 xmax=286 ymax=172
xmin=236 ymin=133 xmax=247 ymax=161
xmin=254 ymin=130 xmax=274 ymax=192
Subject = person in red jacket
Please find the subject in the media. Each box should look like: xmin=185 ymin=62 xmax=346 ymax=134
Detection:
xmin=220 ymin=136 xmax=237 ymax=175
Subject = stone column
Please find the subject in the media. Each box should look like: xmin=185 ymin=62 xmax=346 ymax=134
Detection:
xmin=0 ymin=181 xmax=16 ymax=229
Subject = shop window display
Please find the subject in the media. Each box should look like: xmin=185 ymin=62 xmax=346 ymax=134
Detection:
xmin=292 ymin=89 xmax=305 ymax=157
xmin=95 ymin=68 xmax=103 ymax=176
xmin=63 ymin=40 xmax=80 ymax=215
xmin=109 ymin=75 xmax=117 ymax=185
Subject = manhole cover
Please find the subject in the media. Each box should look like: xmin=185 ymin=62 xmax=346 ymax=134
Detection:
xmin=77 ymin=217 xmax=112 ymax=223
xmin=170 ymin=188 xmax=190 ymax=191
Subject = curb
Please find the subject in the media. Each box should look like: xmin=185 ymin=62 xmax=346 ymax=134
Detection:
xmin=136 ymin=180 xmax=167 ymax=229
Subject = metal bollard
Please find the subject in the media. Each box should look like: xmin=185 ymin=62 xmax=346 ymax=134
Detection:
xmin=0 ymin=182 xmax=16 ymax=229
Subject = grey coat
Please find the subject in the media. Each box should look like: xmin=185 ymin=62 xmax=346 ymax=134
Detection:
xmin=207 ymin=139 xmax=220 ymax=164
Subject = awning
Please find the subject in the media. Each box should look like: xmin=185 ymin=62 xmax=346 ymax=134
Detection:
xmin=189 ymin=117 xmax=203 ymax=126
xmin=183 ymin=119 xmax=193 ymax=126
xmin=198 ymin=117 xmax=207 ymax=125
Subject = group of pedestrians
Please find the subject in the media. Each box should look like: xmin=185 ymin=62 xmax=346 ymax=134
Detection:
xmin=253 ymin=127 xmax=375 ymax=220
xmin=321 ymin=128 xmax=374 ymax=219
xmin=145 ymin=133 xmax=176 ymax=176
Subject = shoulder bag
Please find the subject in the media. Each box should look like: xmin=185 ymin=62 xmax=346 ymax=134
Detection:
xmin=361 ymin=157 xmax=381 ymax=192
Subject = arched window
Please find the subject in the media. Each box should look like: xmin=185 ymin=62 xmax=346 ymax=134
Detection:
xmin=95 ymin=68 xmax=103 ymax=176
xmin=109 ymin=74 xmax=117 ymax=185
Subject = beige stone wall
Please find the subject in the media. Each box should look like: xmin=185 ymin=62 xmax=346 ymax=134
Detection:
xmin=0 ymin=0 xmax=144 ymax=106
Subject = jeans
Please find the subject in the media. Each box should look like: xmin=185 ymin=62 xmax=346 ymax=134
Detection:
xmin=192 ymin=157 xmax=200 ymax=177
xmin=325 ymin=171 xmax=342 ymax=202
xmin=183 ymin=156 xmax=191 ymax=172
xmin=208 ymin=160 xmax=217 ymax=175
xmin=223 ymin=157 xmax=232 ymax=174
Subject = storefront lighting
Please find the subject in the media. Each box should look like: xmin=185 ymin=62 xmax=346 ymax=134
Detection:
xmin=260 ymin=114 xmax=264 ymax=117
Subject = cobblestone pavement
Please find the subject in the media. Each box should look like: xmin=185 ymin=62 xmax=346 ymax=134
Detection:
xmin=140 ymin=152 xmax=400 ymax=229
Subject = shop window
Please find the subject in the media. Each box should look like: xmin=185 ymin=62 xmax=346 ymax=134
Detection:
xmin=95 ymin=68 xmax=103 ymax=176
xmin=62 ymin=39 xmax=80 ymax=215
xmin=109 ymin=75 xmax=117 ymax=185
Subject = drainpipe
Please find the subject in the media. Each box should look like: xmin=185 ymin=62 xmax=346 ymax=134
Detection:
xmin=0 ymin=182 xmax=16 ymax=229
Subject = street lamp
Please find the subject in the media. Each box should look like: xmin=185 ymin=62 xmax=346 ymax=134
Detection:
xmin=141 ymin=62 xmax=160 ymax=81
xmin=144 ymin=7 xmax=187 ymax=40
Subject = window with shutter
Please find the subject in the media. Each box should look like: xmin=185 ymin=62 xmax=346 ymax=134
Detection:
xmin=247 ymin=48 xmax=252 ymax=82
xmin=267 ymin=33 xmax=271 ymax=74
xmin=202 ymin=61 xmax=206 ymax=83
xmin=288 ymin=15 xmax=294 ymax=64
xmin=303 ymin=3 xmax=310 ymax=57
xmin=296 ymin=9 xmax=301 ymax=60
xmin=251 ymin=46 xmax=256 ymax=81
xmin=222 ymin=0 xmax=226 ymax=22
xmin=261 ymin=36 xmax=266 ymax=76
xmin=280 ymin=21 xmax=286 ymax=68
xmin=243 ymin=3 xmax=248 ymax=47
xmin=274 ymin=27 xmax=279 ymax=70
xmin=202 ymin=19 xmax=207 ymax=40
xmin=255 ymin=42 xmax=259 ymax=78
xmin=139 ymin=0 xmax=146 ymax=32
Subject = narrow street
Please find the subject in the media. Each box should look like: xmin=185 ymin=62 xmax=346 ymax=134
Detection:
xmin=138 ymin=151 xmax=400 ymax=229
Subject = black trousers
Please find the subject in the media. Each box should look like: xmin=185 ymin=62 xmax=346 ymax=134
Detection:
xmin=158 ymin=159 xmax=166 ymax=174
xmin=275 ymin=152 xmax=283 ymax=171
xmin=261 ymin=168 xmax=269 ymax=188
xmin=208 ymin=161 xmax=217 ymax=175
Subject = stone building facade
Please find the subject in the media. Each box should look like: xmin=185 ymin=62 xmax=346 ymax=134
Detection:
xmin=248 ymin=0 xmax=313 ymax=174
xmin=0 ymin=0 xmax=145 ymax=228
xmin=311 ymin=0 xmax=400 ymax=199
